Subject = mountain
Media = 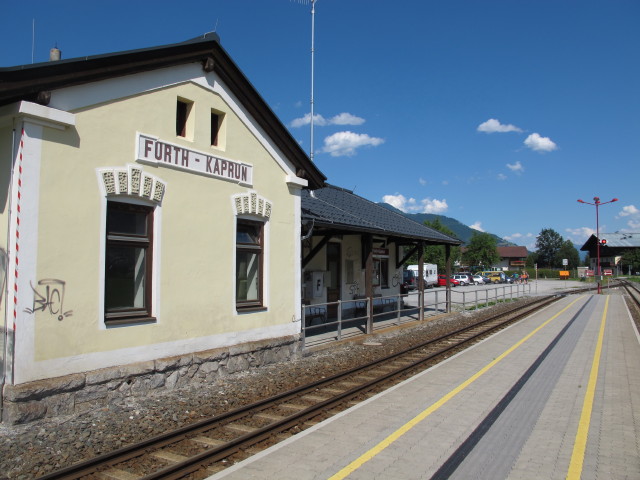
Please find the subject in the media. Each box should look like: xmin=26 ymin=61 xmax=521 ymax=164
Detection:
xmin=378 ymin=203 xmax=516 ymax=246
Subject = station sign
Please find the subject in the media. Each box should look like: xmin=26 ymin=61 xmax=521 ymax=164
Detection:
xmin=586 ymin=270 xmax=595 ymax=276
xmin=136 ymin=133 xmax=253 ymax=186
xmin=603 ymin=269 xmax=613 ymax=276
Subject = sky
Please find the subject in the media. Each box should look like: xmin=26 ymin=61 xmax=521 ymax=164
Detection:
xmin=1 ymin=0 xmax=639 ymax=250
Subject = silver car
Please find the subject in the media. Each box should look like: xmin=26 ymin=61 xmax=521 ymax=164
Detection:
xmin=452 ymin=274 xmax=470 ymax=286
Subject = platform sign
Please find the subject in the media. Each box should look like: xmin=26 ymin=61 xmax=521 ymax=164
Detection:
xmin=559 ymin=271 xmax=570 ymax=279
xmin=603 ymin=269 xmax=613 ymax=276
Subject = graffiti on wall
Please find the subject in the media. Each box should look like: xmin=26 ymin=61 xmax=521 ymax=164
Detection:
xmin=24 ymin=279 xmax=73 ymax=321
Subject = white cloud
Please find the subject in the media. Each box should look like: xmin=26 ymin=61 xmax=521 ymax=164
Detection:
xmin=628 ymin=219 xmax=640 ymax=229
xmin=329 ymin=112 xmax=365 ymax=125
xmin=497 ymin=173 xmax=507 ymax=181
xmin=420 ymin=198 xmax=448 ymax=214
xmin=565 ymin=227 xmax=596 ymax=244
xmin=419 ymin=177 xmax=427 ymax=186
xmin=524 ymin=133 xmax=557 ymax=152
xmin=506 ymin=161 xmax=524 ymax=173
xmin=382 ymin=194 xmax=413 ymax=211
xmin=617 ymin=205 xmax=639 ymax=218
xmin=382 ymin=194 xmax=448 ymax=214
xmin=322 ymin=131 xmax=384 ymax=157
xmin=441 ymin=180 xmax=449 ymax=186
xmin=290 ymin=113 xmax=326 ymax=128
xmin=469 ymin=222 xmax=484 ymax=232
xmin=504 ymin=232 xmax=535 ymax=249
xmin=477 ymin=118 xmax=522 ymax=133
xmin=290 ymin=112 xmax=365 ymax=128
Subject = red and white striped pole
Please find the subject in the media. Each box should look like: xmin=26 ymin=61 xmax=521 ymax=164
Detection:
xmin=13 ymin=128 xmax=25 ymax=332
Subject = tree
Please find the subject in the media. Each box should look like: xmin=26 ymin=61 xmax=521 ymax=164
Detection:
xmin=526 ymin=251 xmax=539 ymax=268
xmin=555 ymin=240 xmax=580 ymax=270
xmin=421 ymin=219 xmax=460 ymax=271
xmin=535 ymin=228 xmax=564 ymax=268
xmin=462 ymin=232 xmax=500 ymax=270
xmin=620 ymin=248 xmax=640 ymax=274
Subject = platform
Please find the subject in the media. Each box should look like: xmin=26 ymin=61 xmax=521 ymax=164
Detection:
xmin=210 ymin=291 xmax=640 ymax=480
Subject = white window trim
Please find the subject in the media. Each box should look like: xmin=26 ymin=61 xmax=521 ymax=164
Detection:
xmin=96 ymin=170 xmax=163 ymax=329
xmin=234 ymin=214 xmax=270 ymax=314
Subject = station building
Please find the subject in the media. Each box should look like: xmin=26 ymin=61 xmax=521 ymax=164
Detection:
xmin=580 ymin=232 xmax=640 ymax=275
xmin=0 ymin=33 xmax=328 ymax=422
xmin=0 ymin=34 xmax=459 ymax=423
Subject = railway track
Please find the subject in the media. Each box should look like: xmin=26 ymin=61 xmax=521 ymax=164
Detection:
xmin=39 ymin=294 xmax=566 ymax=480
xmin=621 ymin=279 xmax=640 ymax=311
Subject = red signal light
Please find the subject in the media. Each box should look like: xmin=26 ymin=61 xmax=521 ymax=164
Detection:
xmin=600 ymin=239 xmax=607 ymax=245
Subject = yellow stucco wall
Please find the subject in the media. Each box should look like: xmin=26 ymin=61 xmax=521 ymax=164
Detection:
xmin=0 ymin=126 xmax=12 ymax=256
xmin=0 ymin=126 xmax=11 ymax=339
xmin=31 ymin=81 xmax=298 ymax=360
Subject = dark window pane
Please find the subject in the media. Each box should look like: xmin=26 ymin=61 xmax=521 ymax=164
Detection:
xmin=105 ymin=245 xmax=146 ymax=310
xmin=176 ymin=100 xmax=188 ymax=137
xmin=236 ymin=224 xmax=260 ymax=244
xmin=236 ymin=251 xmax=260 ymax=302
xmin=211 ymin=112 xmax=220 ymax=146
xmin=107 ymin=207 xmax=147 ymax=236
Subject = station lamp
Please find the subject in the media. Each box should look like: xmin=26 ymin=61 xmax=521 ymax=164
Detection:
xmin=577 ymin=197 xmax=618 ymax=294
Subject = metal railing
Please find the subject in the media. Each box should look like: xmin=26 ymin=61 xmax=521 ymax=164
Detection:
xmin=302 ymin=283 xmax=532 ymax=347
xmin=447 ymin=283 xmax=532 ymax=311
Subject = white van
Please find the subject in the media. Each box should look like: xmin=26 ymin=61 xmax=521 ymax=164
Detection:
xmin=407 ymin=264 xmax=438 ymax=288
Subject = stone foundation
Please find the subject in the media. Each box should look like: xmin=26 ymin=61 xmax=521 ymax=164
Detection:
xmin=2 ymin=335 xmax=302 ymax=425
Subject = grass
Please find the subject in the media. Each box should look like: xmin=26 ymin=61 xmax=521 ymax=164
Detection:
xmin=464 ymin=298 xmax=518 ymax=311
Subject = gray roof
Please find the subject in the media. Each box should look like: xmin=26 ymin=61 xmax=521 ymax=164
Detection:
xmin=0 ymin=33 xmax=326 ymax=189
xmin=301 ymin=185 xmax=461 ymax=245
xmin=580 ymin=232 xmax=640 ymax=251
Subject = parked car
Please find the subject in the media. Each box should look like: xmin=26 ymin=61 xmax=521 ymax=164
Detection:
xmin=472 ymin=274 xmax=487 ymax=285
xmin=452 ymin=274 xmax=471 ymax=286
xmin=457 ymin=272 xmax=475 ymax=285
xmin=401 ymin=269 xmax=418 ymax=293
xmin=487 ymin=271 xmax=507 ymax=283
xmin=437 ymin=274 xmax=460 ymax=287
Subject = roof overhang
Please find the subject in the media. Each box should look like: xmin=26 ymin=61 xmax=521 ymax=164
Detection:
xmin=0 ymin=33 xmax=326 ymax=189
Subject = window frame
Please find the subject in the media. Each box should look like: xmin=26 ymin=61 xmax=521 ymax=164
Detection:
xmin=235 ymin=219 xmax=265 ymax=311
xmin=104 ymin=201 xmax=155 ymax=324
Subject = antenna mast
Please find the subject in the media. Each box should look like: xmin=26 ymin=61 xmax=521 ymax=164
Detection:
xmin=310 ymin=0 xmax=316 ymax=162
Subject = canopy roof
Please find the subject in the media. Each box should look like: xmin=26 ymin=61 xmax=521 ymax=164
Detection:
xmin=302 ymin=185 xmax=461 ymax=246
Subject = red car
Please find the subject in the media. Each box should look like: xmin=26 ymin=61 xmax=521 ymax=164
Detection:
xmin=437 ymin=274 xmax=460 ymax=287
